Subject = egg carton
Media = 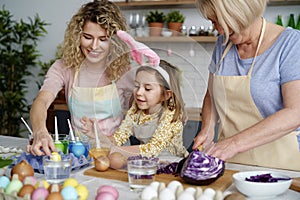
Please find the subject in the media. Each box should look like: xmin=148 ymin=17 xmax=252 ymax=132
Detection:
xmin=10 ymin=152 xmax=92 ymax=174
xmin=0 ymin=146 xmax=23 ymax=155
xmin=0 ymin=188 xmax=28 ymax=200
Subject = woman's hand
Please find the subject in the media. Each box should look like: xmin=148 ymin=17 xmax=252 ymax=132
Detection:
xmin=28 ymin=132 xmax=56 ymax=156
xmin=192 ymin=129 xmax=215 ymax=151
xmin=205 ymin=137 xmax=239 ymax=161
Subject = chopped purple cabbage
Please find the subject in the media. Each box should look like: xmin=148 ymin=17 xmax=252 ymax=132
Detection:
xmin=156 ymin=162 xmax=179 ymax=174
xmin=245 ymin=173 xmax=291 ymax=183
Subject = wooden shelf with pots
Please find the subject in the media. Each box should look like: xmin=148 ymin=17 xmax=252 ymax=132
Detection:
xmin=134 ymin=36 xmax=217 ymax=43
xmin=115 ymin=1 xmax=196 ymax=9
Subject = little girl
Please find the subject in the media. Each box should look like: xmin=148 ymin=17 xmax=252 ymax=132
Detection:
xmin=111 ymin=59 xmax=189 ymax=158
xmin=86 ymin=30 xmax=189 ymax=158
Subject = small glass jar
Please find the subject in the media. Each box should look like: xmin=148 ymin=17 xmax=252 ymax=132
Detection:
xmin=189 ymin=26 xmax=198 ymax=36
xmin=181 ymin=25 xmax=187 ymax=36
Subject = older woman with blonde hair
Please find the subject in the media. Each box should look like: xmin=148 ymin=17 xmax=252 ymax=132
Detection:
xmin=193 ymin=0 xmax=300 ymax=171
xmin=29 ymin=0 xmax=134 ymax=156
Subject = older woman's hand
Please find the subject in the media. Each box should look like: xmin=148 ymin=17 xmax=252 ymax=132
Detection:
xmin=192 ymin=129 xmax=215 ymax=151
xmin=206 ymin=137 xmax=239 ymax=161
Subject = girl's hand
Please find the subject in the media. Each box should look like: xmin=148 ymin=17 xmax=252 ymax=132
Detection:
xmin=80 ymin=116 xmax=96 ymax=139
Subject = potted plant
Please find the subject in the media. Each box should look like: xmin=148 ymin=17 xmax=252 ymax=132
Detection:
xmin=0 ymin=6 xmax=48 ymax=136
xmin=146 ymin=10 xmax=166 ymax=36
xmin=166 ymin=10 xmax=185 ymax=36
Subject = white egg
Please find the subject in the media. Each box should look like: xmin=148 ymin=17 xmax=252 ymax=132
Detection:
xmin=175 ymin=184 xmax=184 ymax=198
xmin=150 ymin=181 xmax=160 ymax=192
xmin=213 ymin=190 xmax=223 ymax=200
xmin=194 ymin=187 xmax=203 ymax=199
xmin=204 ymin=188 xmax=216 ymax=198
xmin=197 ymin=194 xmax=213 ymax=200
xmin=158 ymin=188 xmax=175 ymax=200
xmin=177 ymin=191 xmax=195 ymax=200
xmin=158 ymin=182 xmax=166 ymax=192
xmin=167 ymin=180 xmax=182 ymax=194
xmin=185 ymin=187 xmax=196 ymax=196
xmin=16 ymin=149 xmax=23 ymax=154
xmin=141 ymin=186 xmax=158 ymax=200
xmin=2 ymin=147 xmax=9 ymax=153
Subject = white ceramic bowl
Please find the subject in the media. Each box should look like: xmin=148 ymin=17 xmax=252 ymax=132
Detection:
xmin=233 ymin=171 xmax=292 ymax=198
xmin=161 ymin=31 xmax=172 ymax=37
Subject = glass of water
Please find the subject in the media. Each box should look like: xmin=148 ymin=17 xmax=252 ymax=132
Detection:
xmin=43 ymin=154 xmax=72 ymax=184
xmin=127 ymin=159 xmax=157 ymax=191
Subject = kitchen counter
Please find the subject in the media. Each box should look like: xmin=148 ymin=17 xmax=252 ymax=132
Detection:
xmin=1 ymin=135 xmax=299 ymax=200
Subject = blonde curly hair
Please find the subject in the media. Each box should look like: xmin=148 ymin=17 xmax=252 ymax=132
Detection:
xmin=61 ymin=0 xmax=130 ymax=81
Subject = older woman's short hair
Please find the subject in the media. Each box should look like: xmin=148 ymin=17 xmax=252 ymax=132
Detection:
xmin=196 ymin=0 xmax=268 ymax=44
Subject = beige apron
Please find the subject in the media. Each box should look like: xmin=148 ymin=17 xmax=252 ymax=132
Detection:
xmin=213 ymin=19 xmax=300 ymax=171
xmin=133 ymin=111 xmax=158 ymax=144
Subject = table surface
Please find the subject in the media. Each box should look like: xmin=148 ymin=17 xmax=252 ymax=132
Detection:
xmin=1 ymin=135 xmax=300 ymax=200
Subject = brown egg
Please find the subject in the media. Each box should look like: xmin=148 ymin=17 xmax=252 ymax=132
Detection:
xmin=48 ymin=183 xmax=62 ymax=193
xmin=108 ymin=152 xmax=126 ymax=170
xmin=18 ymin=184 xmax=35 ymax=197
xmin=94 ymin=156 xmax=110 ymax=172
xmin=46 ymin=192 xmax=63 ymax=200
xmin=11 ymin=160 xmax=34 ymax=181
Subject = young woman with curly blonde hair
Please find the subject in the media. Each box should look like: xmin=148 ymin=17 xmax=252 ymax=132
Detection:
xmin=29 ymin=0 xmax=134 ymax=156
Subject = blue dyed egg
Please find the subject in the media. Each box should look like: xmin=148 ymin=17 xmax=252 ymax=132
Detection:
xmin=70 ymin=142 xmax=86 ymax=158
xmin=0 ymin=176 xmax=10 ymax=189
xmin=61 ymin=186 xmax=78 ymax=200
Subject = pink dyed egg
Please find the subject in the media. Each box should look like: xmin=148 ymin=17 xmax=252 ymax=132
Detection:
xmin=31 ymin=187 xmax=49 ymax=200
xmin=96 ymin=192 xmax=116 ymax=200
xmin=97 ymin=185 xmax=119 ymax=199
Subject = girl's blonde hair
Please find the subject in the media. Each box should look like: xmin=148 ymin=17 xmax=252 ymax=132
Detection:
xmin=196 ymin=0 xmax=268 ymax=44
xmin=135 ymin=60 xmax=186 ymax=123
xmin=61 ymin=0 xmax=130 ymax=80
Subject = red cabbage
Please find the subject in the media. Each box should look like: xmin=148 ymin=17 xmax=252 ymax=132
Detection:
xmin=180 ymin=150 xmax=225 ymax=185
xmin=245 ymin=173 xmax=291 ymax=183
xmin=156 ymin=162 xmax=179 ymax=174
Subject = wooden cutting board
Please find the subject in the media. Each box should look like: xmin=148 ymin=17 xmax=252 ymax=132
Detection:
xmin=84 ymin=168 xmax=238 ymax=191
xmin=290 ymin=177 xmax=300 ymax=192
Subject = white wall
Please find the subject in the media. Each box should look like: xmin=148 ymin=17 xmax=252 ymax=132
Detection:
xmin=1 ymin=0 xmax=299 ymax=106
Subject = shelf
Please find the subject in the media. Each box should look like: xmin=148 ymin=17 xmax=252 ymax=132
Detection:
xmin=115 ymin=0 xmax=300 ymax=8
xmin=268 ymin=0 xmax=300 ymax=5
xmin=115 ymin=0 xmax=196 ymax=9
xmin=134 ymin=36 xmax=217 ymax=43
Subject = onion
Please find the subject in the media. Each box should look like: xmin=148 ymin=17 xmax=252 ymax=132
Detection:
xmin=180 ymin=150 xmax=225 ymax=185
xmin=94 ymin=156 xmax=110 ymax=172
xmin=11 ymin=160 xmax=34 ymax=181
xmin=108 ymin=152 xmax=126 ymax=170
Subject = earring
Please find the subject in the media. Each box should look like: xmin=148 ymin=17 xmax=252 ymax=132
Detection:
xmin=168 ymin=97 xmax=175 ymax=110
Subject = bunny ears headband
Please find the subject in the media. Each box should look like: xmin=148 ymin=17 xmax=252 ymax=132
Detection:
xmin=117 ymin=30 xmax=170 ymax=87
